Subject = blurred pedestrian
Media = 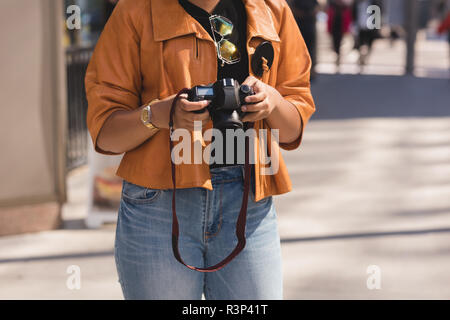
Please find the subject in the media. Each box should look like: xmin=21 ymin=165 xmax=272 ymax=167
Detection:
xmin=437 ymin=9 xmax=450 ymax=65
xmin=289 ymin=0 xmax=320 ymax=80
xmin=352 ymin=0 xmax=382 ymax=68
xmin=438 ymin=10 xmax=450 ymax=36
xmin=327 ymin=0 xmax=353 ymax=69
xmin=384 ymin=0 xmax=405 ymax=46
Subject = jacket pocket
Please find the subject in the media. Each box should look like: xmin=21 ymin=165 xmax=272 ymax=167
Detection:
xmin=121 ymin=180 xmax=162 ymax=205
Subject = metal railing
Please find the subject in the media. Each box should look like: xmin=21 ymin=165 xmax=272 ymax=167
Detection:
xmin=66 ymin=46 xmax=93 ymax=171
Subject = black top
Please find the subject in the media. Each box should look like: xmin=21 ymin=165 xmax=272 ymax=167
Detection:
xmin=179 ymin=0 xmax=250 ymax=168
xmin=179 ymin=0 xmax=249 ymax=84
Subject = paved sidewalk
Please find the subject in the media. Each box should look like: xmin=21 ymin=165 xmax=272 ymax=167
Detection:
xmin=281 ymin=73 xmax=450 ymax=299
xmin=280 ymin=117 xmax=450 ymax=299
xmin=315 ymin=19 xmax=450 ymax=78
xmin=0 ymin=74 xmax=449 ymax=300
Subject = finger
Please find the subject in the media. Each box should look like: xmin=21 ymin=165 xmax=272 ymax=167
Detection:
xmin=241 ymin=75 xmax=259 ymax=88
xmin=242 ymin=112 xmax=267 ymax=122
xmin=242 ymin=100 xmax=269 ymax=113
xmin=193 ymin=111 xmax=211 ymax=121
xmin=243 ymin=112 xmax=268 ymax=123
xmin=251 ymin=80 xmax=266 ymax=93
xmin=181 ymin=109 xmax=208 ymax=119
xmin=175 ymin=119 xmax=209 ymax=132
xmin=245 ymin=91 xmax=267 ymax=104
xmin=179 ymin=99 xmax=210 ymax=112
xmin=180 ymin=120 xmax=195 ymax=132
xmin=179 ymin=117 xmax=210 ymax=128
xmin=242 ymin=111 xmax=267 ymax=123
xmin=180 ymin=99 xmax=210 ymax=112
xmin=173 ymin=121 xmax=187 ymax=131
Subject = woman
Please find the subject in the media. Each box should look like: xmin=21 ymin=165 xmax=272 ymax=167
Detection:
xmin=86 ymin=0 xmax=315 ymax=300
xmin=352 ymin=0 xmax=382 ymax=68
xmin=438 ymin=8 xmax=450 ymax=65
xmin=327 ymin=0 xmax=352 ymax=68
xmin=289 ymin=0 xmax=320 ymax=79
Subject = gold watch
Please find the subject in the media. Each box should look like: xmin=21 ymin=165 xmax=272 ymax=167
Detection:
xmin=141 ymin=99 xmax=159 ymax=131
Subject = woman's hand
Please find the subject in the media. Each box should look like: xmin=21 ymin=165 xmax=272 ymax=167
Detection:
xmin=151 ymin=94 xmax=211 ymax=131
xmin=241 ymin=76 xmax=283 ymax=123
xmin=240 ymin=75 xmax=302 ymax=144
xmin=172 ymin=94 xmax=211 ymax=131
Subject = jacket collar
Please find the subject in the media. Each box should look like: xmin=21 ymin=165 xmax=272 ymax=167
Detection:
xmin=151 ymin=0 xmax=280 ymax=42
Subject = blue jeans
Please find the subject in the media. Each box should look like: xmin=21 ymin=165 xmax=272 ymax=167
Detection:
xmin=114 ymin=165 xmax=283 ymax=300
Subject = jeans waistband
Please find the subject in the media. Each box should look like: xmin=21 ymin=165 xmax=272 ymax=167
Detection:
xmin=210 ymin=165 xmax=244 ymax=184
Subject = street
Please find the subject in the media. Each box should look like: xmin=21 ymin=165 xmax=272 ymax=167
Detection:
xmin=1 ymin=71 xmax=449 ymax=299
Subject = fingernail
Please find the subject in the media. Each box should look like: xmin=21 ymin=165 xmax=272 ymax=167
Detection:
xmin=242 ymin=107 xmax=247 ymax=112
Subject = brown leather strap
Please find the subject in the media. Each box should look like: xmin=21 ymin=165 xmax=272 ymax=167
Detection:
xmin=169 ymin=90 xmax=253 ymax=272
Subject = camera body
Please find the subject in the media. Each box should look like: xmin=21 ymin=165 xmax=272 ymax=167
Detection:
xmin=188 ymin=78 xmax=254 ymax=130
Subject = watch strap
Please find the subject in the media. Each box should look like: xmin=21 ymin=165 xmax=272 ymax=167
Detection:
xmin=141 ymin=99 xmax=159 ymax=130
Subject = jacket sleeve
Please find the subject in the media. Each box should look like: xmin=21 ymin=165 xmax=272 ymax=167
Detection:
xmin=275 ymin=2 xmax=316 ymax=151
xmin=85 ymin=0 xmax=144 ymax=155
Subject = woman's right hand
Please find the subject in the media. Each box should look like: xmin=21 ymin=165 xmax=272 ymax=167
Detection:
xmin=172 ymin=94 xmax=211 ymax=131
xmin=151 ymin=94 xmax=211 ymax=131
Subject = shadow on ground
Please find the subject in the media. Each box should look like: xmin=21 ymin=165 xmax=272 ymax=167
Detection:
xmin=311 ymin=74 xmax=450 ymax=120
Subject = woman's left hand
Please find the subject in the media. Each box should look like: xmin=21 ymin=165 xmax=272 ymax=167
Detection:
xmin=241 ymin=76 xmax=283 ymax=123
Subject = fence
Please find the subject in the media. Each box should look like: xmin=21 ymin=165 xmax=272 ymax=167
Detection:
xmin=66 ymin=46 xmax=93 ymax=171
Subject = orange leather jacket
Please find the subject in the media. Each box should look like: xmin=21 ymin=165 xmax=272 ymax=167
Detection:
xmin=85 ymin=0 xmax=316 ymax=202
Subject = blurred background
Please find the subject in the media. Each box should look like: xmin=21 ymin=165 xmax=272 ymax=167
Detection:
xmin=0 ymin=0 xmax=449 ymax=299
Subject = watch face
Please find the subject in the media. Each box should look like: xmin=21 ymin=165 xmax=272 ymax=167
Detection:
xmin=142 ymin=106 xmax=149 ymax=123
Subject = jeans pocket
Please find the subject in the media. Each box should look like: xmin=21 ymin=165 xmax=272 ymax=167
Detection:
xmin=252 ymin=194 xmax=271 ymax=205
xmin=121 ymin=180 xmax=162 ymax=205
xmin=242 ymin=176 xmax=270 ymax=205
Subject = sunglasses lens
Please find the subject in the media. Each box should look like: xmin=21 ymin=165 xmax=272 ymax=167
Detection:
xmin=210 ymin=15 xmax=240 ymax=65
xmin=211 ymin=16 xmax=233 ymax=37
xmin=218 ymin=39 xmax=240 ymax=63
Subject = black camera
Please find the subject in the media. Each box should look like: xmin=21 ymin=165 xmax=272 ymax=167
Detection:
xmin=188 ymin=78 xmax=255 ymax=130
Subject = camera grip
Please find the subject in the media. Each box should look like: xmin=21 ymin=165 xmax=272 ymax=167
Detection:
xmin=187 ymin=87 xmax=211 ymax=114
xmin=238 ymin=84 xmax=256 ymax=118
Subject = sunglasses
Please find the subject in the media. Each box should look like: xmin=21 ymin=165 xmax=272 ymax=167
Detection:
xmin=209 ymin=15 xmax=241 ymax=66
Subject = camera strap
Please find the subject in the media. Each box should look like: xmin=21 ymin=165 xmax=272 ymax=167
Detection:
xmin=169 ymin=89 xmax=252 ymax=272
